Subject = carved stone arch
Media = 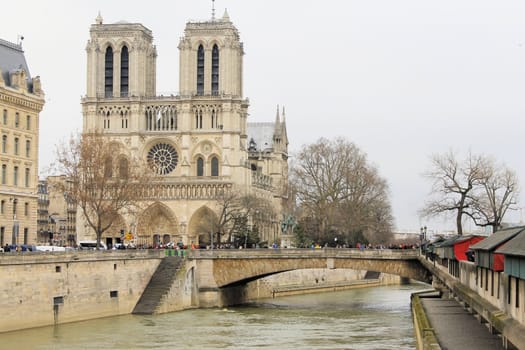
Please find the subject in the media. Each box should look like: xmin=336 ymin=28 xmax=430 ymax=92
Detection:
xmin=209 ymin=38 xmax=224 ymax=49
xmin=137 ymin=202 xmax=179 ymax=246
xmin=101 ymin=213 xmax=126 ymax=239
xmin=188 ymin=206 xmax=219 ymax=245
xmin=101 ymin=41 xmax=116 ymax=53
xmin=194 ymin=40 xmax=206 ymax=52
xmin=116 ymin=40 xmax=131 ymax=52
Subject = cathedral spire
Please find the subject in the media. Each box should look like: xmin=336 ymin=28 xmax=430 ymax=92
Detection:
xmin=211 ymin=0 xmax=216 ymax=20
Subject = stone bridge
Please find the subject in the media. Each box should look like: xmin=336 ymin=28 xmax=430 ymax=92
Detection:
xmin=185 ymin=248 xmax=432 ymax=307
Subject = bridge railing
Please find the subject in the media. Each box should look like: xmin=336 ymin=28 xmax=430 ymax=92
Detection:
xmin=186 ymin=248 xmax=419 ymax=260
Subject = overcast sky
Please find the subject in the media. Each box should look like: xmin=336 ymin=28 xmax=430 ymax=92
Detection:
xmin=4 ymin=0 xmax=525 ymax=233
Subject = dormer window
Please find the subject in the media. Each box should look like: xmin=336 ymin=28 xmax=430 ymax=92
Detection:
xmin=248 ymin=138 xmax=257 ymax=152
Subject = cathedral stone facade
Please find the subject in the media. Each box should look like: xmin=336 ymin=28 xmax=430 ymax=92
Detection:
xmin=80 ymin=11 xmax=289 ymax=247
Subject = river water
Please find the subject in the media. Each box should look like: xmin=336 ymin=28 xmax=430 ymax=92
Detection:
xmin=0 ymin=284 xmax=427 ymax=350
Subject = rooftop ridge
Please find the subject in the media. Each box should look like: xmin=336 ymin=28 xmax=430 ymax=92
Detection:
xmin=0 ymin=38 xmax=23 ymax=52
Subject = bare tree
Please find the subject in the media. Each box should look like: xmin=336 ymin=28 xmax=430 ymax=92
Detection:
xmin=53 ymin=132 xmax=153 ymax=248
xmin=292 ymin=137 xmax=393 ymax=246
xmin=421 ymin=151 xmax=520 ymax=235
xmin=466 ymin=161 xmax=520 ymax=233
xmin=195 ymin=189 xmax=276 ymax=247
xmin=420 ymin=151 xmax=487 ymax=235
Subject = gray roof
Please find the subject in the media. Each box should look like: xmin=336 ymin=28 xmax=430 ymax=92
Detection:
xmin=0 ymin=38 xmax=31 ymax=87
xmin=470 ymin=226 xmax=525 ymax=251
xmin=495 ymin=230 xmax=525 ymax=257
xmin=247 ymin=122 xmax=275 ymax=152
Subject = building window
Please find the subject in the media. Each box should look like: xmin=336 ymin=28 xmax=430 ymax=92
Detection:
xmin=23 ymin=228 xmax=28 ymax=245
xmin=2 ymin=135 xmax=6 ymax=153
xmin=14 ymin=138 xmax=19 ymax=155
xmin=25 ymin=168 xmax=30 ymax=187
xmin=196 ymin=45 xmax=204 ymax=95
xmin=195 ymin=110 xmax=203 ymax=129
xmin=147 ymin=143 xmax=178 ymax=175
xmin=197 ymin=157 xmax=204 ymax=176
xmin=211 ymin=44 xmax=219 ymax=95
xmin=2 ymin=110 xmax=6 ymax=125
xmin=514 ymin=277 xmax=520 ymax=308
xmin=0 ymin=227 xmax=4 ymax=246
xmin=1 ymin=164 xmax=6 ymax=184
xmin=105 ymin=46 xmax=114 ymax=97
xmin=120 ymin=45 xmax=129 ymax=97
xmin=211 ymin=156 xmax=219 ymax=177
xmin=24 ymin=202 xmax=28 ymax=216
xmin=26 ymin=115 xmax=31 ymax=130
xmin=0 ymin=200 xmax=4 ymax=214
xmin=25 ymin=140 xmax=30 ymax=157
xmin=13 ymin=166 xmax=18 ymax=186
xmin=118 ymin=158 xmax=128 ymax=178
xmin=15 ymin=112 xmax=19 ymax=127
xmin=104 ymin=158 xmax=113 ymax=177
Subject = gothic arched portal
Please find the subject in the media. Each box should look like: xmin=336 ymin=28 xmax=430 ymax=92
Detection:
xmin=137 ymin=202 xmax=179 ymax=247
xmin=188 ymin=206 xmax=219 ymax=247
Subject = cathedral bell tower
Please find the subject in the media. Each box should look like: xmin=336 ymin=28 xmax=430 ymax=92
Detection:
xmin=178 ymin=9 xmax=244 ymax=97
xmin=85 ymin=13 xmax=157 ymax=99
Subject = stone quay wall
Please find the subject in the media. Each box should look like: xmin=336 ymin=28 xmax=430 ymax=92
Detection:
xmin=0 ymin=250 xmax=164 ymax=333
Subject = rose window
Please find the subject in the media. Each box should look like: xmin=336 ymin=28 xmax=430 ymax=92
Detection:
xmin=147 ymin=143 xmax=178 ymax=175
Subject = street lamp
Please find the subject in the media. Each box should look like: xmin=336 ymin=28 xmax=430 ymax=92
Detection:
xmin=420 ymin=226 xmax=427 ymax=255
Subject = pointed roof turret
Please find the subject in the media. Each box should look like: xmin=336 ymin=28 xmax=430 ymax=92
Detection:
xmin=95 ymin=12 xmax=103 ymax=25
xmin=275 ymin=104 xmax=281 ymax=123
xmin=222 ymin=8 xmax=231 ymax=22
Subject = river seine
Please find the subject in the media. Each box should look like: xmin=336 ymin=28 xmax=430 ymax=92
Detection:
xmin=0 ymin=284 xmax=427 ymax=350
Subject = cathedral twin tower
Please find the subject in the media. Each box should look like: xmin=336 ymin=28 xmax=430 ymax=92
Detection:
xmin=80 ymin=10 xmax=289 ymax=247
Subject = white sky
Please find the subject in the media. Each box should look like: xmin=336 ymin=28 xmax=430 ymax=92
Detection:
xmin=4 ymin=0 xmax=525 ymax=233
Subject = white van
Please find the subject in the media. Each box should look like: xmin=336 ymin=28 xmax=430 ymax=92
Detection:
xmin=78 ymin=240 xmax=107 ymax=250
xmin=36 ymin=246 xmax=66 ymax=252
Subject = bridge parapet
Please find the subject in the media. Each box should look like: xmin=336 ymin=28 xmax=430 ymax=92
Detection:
xmin=187 ymin=248 xmax=419 ymax=260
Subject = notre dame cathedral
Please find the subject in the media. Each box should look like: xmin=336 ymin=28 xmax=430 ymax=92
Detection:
xmin=79 ymin=10 xmax=289 ymax=247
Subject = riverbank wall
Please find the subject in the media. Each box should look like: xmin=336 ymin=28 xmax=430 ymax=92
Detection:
xmin=0 ymin=251 xmax=164 ymax=333
xmin=413 ymin=257 xmax=525 ymax=350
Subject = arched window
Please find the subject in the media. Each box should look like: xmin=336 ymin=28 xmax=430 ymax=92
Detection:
xmin=197 ymin=157 xmax=204 ymax=177
xmin=212 ymin=44 xmax=219 ymax=95
xmin=120 ymin=46 xmax=129 ymax=97
xmin=14 ymin=137 xmax=19 ymax=155
xmin=105 ymin=47 xmax=114 ymax=97
xmin=196 ymin=45 xmax=204 ymax=95
xmin=211 ymin=156 xmax=219 ymax=177
xmin=119 ymin=158 xmax=129 ymax=178
xmin=25 ymin=140 xmax=30 ymax=157
xmin=104 ymin=158 xmax=113 ymax=177
xmin=2 ymin=135 xmax=6 ymax=153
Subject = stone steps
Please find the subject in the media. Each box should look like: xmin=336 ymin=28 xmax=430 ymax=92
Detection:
xmin=132 ymin=256 xmax=183 ymax=315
